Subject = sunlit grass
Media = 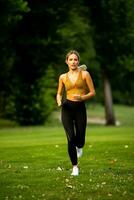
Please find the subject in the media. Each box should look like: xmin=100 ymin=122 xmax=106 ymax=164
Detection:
xmin=0 ymin=126 xmax=134 ymax=200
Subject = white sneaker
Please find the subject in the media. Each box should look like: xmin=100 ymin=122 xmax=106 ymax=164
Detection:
xmin=71 ymin=166 xmax=79 ymax=176
xmin=76 ymin=147 xmax=83 ymax=158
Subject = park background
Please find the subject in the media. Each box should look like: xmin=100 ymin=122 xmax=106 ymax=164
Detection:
xmin=0 ymin=0 xmax=134 ymax=200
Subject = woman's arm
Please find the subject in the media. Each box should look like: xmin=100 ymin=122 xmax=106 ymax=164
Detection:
xmin=56 ymin=75 xmax=64 ymax=106
xmin=81 ymin=71 xmax=96 ymax=101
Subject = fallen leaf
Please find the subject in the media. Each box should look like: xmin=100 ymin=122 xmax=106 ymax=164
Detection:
xmin=66 ymin=184 xmax=73 ymax=189
xmin=23 ymin=166 xmax=28 ymax=169
xmin=56 ymin=166 xmax=62 ymax=171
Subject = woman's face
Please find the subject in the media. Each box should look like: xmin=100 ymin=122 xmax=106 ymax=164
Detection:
xmin=66 ymin=53 xmax=79 ymax=70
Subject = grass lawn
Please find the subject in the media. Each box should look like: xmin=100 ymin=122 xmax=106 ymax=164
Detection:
xmin=0 ymin=125 xmax=134 ymax=200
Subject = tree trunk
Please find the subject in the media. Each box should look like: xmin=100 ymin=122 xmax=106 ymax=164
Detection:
xmin=103 ymin=70 xmax=116 ymax=125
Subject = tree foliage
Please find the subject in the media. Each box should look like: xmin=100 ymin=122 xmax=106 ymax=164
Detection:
xmin=0 ymin=0 xmax=29 ymax=117
xmin=83 ymin=0 xmax=134 ymax=124
xmin=2 ymin=0 xmax=78 ymax=125
xmin=85 ymin=0 xmax=134 ymax=105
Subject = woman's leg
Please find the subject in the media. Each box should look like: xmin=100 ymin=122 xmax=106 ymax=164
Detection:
xmin=61 ymin=102 xmax=77 ymax=166
xmin=75 ymin=103 xmax=87 ymax=148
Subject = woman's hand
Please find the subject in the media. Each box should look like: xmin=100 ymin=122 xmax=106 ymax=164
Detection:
xmin=57 ymin=100 xmax=62 ymax=107
xmin=73 ymin=94 xmax=82 ymax=101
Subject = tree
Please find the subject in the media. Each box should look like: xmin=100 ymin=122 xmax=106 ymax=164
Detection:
xmin=85 ymin=0 xmax=134 ymax=125
xmin=1 ymin=0 xmax=95 ymax=125
xmin=0 ymin=0 xmax=29 ymax=117
xmin=8 ymin=0 xmax=78 ymax=125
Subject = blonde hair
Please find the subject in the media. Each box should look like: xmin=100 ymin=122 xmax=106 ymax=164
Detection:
xmin=65 ymin=50 xmax=80 ymax=62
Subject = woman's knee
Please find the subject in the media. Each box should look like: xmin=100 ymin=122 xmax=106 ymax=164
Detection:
xmin=77 ymin=138 xmax=85 ymax=148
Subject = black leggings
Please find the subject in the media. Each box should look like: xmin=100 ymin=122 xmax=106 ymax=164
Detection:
xmin=61 ymin=99 xmax=87 ymax=165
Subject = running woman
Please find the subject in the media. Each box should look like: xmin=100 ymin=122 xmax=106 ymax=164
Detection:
xmin=56 ymin=50 xmax=95 ymax=176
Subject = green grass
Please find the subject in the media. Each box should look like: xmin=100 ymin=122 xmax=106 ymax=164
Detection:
xmin=0 ymin=126 xmax=134 ymax=200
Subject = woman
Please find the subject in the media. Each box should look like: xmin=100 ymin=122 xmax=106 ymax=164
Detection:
xmin=56 ymin=50 xmax=95 ymax=176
